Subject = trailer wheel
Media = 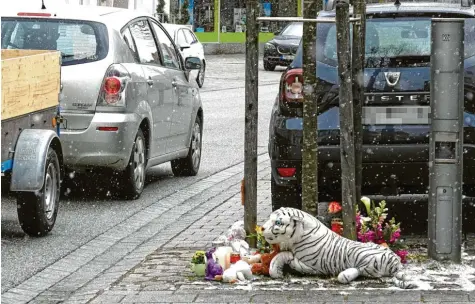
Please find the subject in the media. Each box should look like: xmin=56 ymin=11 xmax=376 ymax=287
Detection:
xmin=17 ymin=148 xmax=60 ymax=237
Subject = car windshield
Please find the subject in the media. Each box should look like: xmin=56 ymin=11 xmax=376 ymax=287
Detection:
xmin=280 ymin=22 xmax=303 ymax=37
xmin=305 ymin=17 xmax=475 ymax=67
xmin=1 ymin=17 xmax=109 ymax=66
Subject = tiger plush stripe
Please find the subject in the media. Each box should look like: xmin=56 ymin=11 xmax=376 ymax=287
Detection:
xmin=262 ymin=207 xmax=416 ymax=289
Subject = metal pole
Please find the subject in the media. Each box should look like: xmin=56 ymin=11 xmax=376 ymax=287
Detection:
xmin=351 ymin=0 xmax=366 ymax=206
xmin=335 ymin=0 xmax=357 ymax=240
xmin=244 ymin=0 xmax=259 ymax=248
xmin=428 ymin=18 xmax=465 ymax=263
xmin=301 ymin=0 xmax=320 ymax=215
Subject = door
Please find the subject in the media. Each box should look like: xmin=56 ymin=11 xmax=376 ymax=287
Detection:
xmin=127 ymin=19 xmax=173 ymax=157
xmin=149 ymin=20 xmax=194 ymax=153
xmin=184 ymin=29 xmax=204 ymax=60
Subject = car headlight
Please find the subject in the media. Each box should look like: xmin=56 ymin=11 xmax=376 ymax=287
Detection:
xmin=265 ymin=43 xmax=276 ymax=50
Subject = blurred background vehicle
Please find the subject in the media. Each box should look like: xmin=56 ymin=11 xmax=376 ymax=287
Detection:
xmin=163 ymin=23 xmax=206 ymax=88
xmin=263 ymin=21 xmax=303 ymax=71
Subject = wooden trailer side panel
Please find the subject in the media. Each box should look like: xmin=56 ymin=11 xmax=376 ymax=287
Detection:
xmin=1 ymin=49 xmax=61 ymax=121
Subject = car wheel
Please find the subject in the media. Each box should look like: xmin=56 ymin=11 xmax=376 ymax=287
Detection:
xmin=264 ymin=60 xmax=276 ymax=71
xmin=121 ymin=129 xmax=147 ymax=200
xmin=196 ymin=60 xmax=205 ymax=88
xmin=271 ymin=177 xmax=301 ymax=211
xmin=172 ymin=116 xmax=202 ymax=176
xmin=17 ymin=148 xmax=61 ymax=237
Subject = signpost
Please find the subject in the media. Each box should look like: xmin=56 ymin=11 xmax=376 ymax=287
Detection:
xmin=428 ymin=18 xmax=465 ymax=262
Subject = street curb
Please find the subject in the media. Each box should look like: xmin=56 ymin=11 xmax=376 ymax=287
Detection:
xmin=1 ymin=154 xmax=270 ymax=304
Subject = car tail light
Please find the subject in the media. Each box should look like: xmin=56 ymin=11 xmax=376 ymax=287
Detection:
xmin=98 ymin=64 xmax=130 ymax=107
xmin=97 ymin=126 xmax=119 ymax=132
xmin=282 ymin=68 xmax=304 ymax=103
xmin=17 ymin=12 xmax=52 ymax=17
xmin=277 ymin=167 xmax=297 ymax=177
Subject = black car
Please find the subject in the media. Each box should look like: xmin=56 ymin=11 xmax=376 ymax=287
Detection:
xmin=268 ymin=2 xmax=475 ymax=210
xmin=263 ymin=22 xmax=302 ymax=71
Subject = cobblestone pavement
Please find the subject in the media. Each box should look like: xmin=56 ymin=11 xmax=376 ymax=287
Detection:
xmin=2 ymin=153 xmax=475 ymax=303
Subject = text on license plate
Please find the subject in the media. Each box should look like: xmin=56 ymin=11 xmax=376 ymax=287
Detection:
xmin=280 ymin=55 xmax=294 ymax=60
xmin=363 ymin=106 xmax=431 ymax=125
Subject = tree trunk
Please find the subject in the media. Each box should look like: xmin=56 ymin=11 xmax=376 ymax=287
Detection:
xmin=244 ymin=0 xmax=259 ymax=248
xmin=301 ymin=0 xmax=321 ymax=216
xmin=351 ymin=0 xmax=366 ymax=209
xmin=336 ymin=0 xmax=357 ymax=240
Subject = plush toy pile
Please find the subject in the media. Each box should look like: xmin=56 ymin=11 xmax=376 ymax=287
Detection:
xmin=191 ymin=220 xmax=279 ymax=283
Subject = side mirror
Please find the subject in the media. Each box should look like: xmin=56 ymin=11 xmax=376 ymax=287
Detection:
xmin=185 ymin=57 xmax=201 ymax=70
xmin=273 ymin=30 xmax=281 ymax=36
xmin=179 ymin=42 xmax=191 ymax=51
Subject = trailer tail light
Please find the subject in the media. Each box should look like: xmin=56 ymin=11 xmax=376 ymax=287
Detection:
xmin=98 ymin=64 xmax=130 ymax=107
xmin=277 ymin=167 xmax=297 ymax=177
xmin=282 ymin=68 xmax=304 ymax=103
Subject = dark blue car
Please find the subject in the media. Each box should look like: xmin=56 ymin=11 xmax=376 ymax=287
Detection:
xmin=268 ymin=2 xmax=475 ymax=213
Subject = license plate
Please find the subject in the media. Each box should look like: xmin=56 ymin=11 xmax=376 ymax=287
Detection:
xmin=363 ymin=106 xmax=431 ymax=125
xmin=280 ymin=55 xmax=294 ymax=60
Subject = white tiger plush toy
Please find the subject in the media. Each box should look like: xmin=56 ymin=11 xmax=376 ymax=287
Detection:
xmin=262 ymin=207 xmax=416 ymax=289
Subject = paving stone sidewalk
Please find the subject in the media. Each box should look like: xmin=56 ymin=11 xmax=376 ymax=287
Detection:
xmin=2 ymin=152 xmax=475 ymax=304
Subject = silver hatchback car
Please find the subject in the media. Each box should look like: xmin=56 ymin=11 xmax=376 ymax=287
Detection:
xmin=1 ymin=5 xmax=204 ymax=199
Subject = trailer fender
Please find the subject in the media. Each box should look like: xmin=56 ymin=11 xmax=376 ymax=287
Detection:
xmin=10 ymin=129 xmax=62 ymax=192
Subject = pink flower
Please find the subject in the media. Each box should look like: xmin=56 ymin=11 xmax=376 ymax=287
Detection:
xmin=395 ymin=249 xmax=408 ymax=264
xmin=390 ymin=229 xmax=401 ymax=244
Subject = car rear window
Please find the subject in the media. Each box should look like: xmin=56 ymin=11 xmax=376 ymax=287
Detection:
xmin=1 ymin=17 xmax=108 ymax=66
xmin=310 ymin=17 xmax=474 ymax=67
xmin=466 ymin=18 xmax=475 ymax=58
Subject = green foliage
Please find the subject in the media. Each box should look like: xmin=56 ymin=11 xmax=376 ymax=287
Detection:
xmin=155 ymin=0 xmax=169 ymax=23
xmin=191 ymin=250 xmax=205 ymax=264
xmin=178 ymin=0 xmax=190 ymax=25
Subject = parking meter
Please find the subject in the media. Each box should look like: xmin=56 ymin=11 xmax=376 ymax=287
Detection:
xmin=428 ymin=18 xmax=465 ymax=262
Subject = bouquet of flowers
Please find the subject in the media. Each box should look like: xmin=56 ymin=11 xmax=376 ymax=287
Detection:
xmin=254 ymin=226 xmax=272 ymax=254
xmin=327 ymin=197 xmax=409 ymax=264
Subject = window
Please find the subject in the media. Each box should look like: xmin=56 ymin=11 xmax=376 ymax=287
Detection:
xmin=150 ymin=21 xmax=180 ymax=69
xmin=184 ymin=29 xmax=197 ymax=44
xmin=466 ymin=18 xmax=475 ymax=58
xmin=177 ymin=29 xmax=187 ymax=46
xmin=316 ymin=18 xmax=432 ymax=67
xmin=1 ymin=18 xmax=108 ymax=66
xmin=122 ymin=27 xmax=139 ymax=62
xmin=128 ymin=19 xmax=160 ymax=65
xmin=281 ymin=22 xmax=303 ymax=37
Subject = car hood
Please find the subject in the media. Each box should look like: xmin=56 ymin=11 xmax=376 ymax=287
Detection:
xmin=269 ymin=35 xmax=301 ymax=46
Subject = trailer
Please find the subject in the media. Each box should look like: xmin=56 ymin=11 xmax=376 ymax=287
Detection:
xmin=1 ymin=49 xmax=63 ymax=237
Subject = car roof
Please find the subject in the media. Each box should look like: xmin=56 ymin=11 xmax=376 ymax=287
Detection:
xmin=319 ymin=2 xmax=475 ymax=17
xmin=162 ymin=23 xmax=193 ymax=33
xmin=0 ymin=3 xmax=154 ymax=31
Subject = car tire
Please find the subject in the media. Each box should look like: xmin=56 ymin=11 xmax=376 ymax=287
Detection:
xmin=196 ymin=60 xmax=205 ymax=88
xmin=271 ymin=177 xmax=301 ymax=211
xmin=17 ymin=148 xmax=61 ymax=237
xmin=264 ymin=60 xmax=276 ymax=71
xmin=121 ymin=129 xmax=147 ymax=200
xmin=172 ymin=116 xmax=202 ymax=177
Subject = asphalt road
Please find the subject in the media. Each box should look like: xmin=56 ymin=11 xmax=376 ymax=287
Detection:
xmin=0 ymin=55 xmax=284 ymax=293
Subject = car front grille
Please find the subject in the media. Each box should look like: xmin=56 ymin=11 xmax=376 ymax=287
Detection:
xmin=277 ymin=45 xmax=299 ymax=55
